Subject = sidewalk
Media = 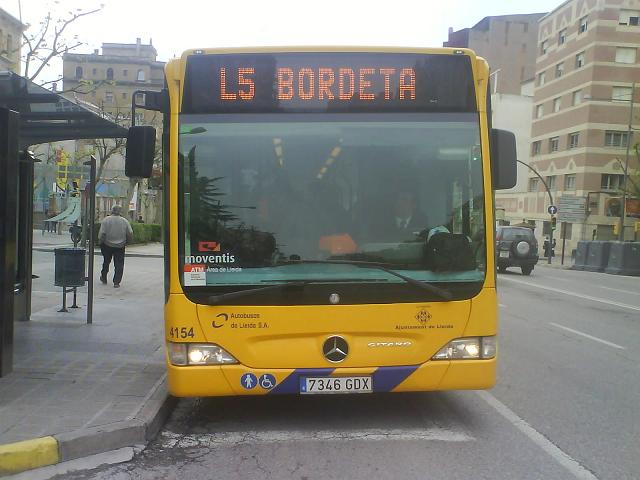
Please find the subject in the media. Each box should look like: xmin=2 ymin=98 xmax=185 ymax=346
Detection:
xmin=535 ymin=254 xmax=575 ymax=270
xmin=32 ymin=230 xmax=163 ymax=258
xmin=0 ymin=244 xmax=173 ymax=476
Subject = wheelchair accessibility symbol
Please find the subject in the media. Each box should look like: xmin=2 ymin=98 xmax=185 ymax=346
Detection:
xmin=259 ymin=374 xmax=276 ymax=390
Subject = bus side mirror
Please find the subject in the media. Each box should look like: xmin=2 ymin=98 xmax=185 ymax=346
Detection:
xmin=491 ymin=129 xmax=517 ymax=190
xmin=125 ymin=126 xmax=156 ymax=178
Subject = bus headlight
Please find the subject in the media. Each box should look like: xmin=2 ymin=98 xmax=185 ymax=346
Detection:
xmin=431 ymin=336 xmax=496 ymax=360
xmin=168 ymin=342 xmax=238 ymax=365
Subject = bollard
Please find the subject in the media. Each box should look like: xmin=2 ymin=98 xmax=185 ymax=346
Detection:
xmin=584 ymin=241 xmax=612 ymax=272
xmin=572 ymin=241 xmax=589 ymax=270
xmin=605 ymin=242 xmax=640 ymax=276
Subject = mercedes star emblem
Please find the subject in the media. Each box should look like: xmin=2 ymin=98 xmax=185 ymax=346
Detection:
xmin=322 ymin=336 xmax=349 ymax=363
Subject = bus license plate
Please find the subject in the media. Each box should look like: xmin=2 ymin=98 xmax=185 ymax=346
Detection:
xmin=499 ymin=251 xmax=510 ymax=258
xmin=300 ymin=376 xmax=372 ymax=394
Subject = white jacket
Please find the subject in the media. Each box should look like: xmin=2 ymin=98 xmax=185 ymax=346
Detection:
xmin=99 ymin=215 xmax=133 ymax=248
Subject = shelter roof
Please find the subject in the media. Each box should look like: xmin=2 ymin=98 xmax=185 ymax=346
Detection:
xmin=0 ymin=71 xmax=127 ymax=148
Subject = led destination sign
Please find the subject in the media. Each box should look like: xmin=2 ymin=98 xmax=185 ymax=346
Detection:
xmin=182 ymin=52 xmax=477 ymax=114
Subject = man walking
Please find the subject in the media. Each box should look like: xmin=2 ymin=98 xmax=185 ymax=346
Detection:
xmin=98 ymin=205 xmax=133 ymax=288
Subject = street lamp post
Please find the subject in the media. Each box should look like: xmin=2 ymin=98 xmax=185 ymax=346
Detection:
xmin=517 ymin=160 xmax=555 ymax=265
xmin=618 ymin=81 xmax=635 ymax=241
xmin=489 ymin=69 xmax=502 ymax=95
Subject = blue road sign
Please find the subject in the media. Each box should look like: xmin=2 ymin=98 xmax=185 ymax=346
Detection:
xmin=259 ymin=374 xmax=276 ymax=390
xmin=241 ymin=373 xmax=257 ymax=390
xmin=548 ymin=205 xmax=558 ymax=215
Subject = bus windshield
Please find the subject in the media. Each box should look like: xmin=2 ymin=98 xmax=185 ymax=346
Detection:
xmin=179 ymin=112 xmax=486 ymax=301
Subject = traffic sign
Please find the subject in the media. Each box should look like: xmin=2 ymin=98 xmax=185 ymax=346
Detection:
xmin=547 ymin=205 xmax=558 ymax=215
xmin=558 ymin=196 xmax=587 ymax=223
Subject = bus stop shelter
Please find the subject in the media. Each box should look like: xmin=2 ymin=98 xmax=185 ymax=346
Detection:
xmin=0 ymin=71 xmax=128 ymax=376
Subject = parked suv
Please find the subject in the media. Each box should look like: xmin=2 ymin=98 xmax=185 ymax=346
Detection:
xmin=495 ymin=226 xmax=539 ymax=275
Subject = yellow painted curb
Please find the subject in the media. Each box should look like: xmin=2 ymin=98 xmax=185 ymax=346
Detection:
xmin=0 ymin=436 xmax=59 ymax=475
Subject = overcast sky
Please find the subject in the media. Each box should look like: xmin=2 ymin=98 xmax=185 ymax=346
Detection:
xmin=4 ymin=0 xmax=563 ymax=83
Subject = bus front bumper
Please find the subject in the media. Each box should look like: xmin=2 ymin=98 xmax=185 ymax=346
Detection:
xmin=167 ymin=358 xmax=496 ymax=397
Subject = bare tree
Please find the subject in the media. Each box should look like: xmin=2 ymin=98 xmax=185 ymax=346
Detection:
xmin=20 ymin=4 xmax=103 ymax=85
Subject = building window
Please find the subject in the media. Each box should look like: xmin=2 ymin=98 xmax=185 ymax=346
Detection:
xmin=135 ymin=92 xmax=145 ymax=103
xmin=575 ymin=52 xmax=585 ymax=68
xmin=546 ymin=175 xmax=556 ymax=190
xmin=540 ymin=39 xmax=549 ymax=55
xmin=558 ymin=28 xmax=567 ymax=45
xmin=106 ymin=67 xmax=114 ymax=80
xmin=536 ymin=104 xmax=544 ymax=118
xmin=568 ymin=132 xmax=579 ymax=148
xmin=538 ymin=71 xmax=546 ymax=86
xmin=604 ymin=131 xmax=629 ymax=147
xmin=528 ymin=178 xmax=539 ymax=192
xmin=105 ymin=91 xmax=114 ymax=103
xmin=572 ymin=90 xmax=582 ymax=106
xmin=619 ymin=10 xmax=639 ymax=26
xmin=579 ymin=15 xmax=589 ymax=33
xmin=532 ymin=141 xmax=542 ymax=156
xmin=137 ymin=69 xmax=145 ymax=81
xmin=612 ymin=86 xmax=632 ymax=102
xmin=601 ymin=174 xmax=625 ymax=190
xmin=75 ymin=66 xmax=83 ymax=79
xmin=615 ymin=47 xmax=637 ymax=64
xmin=564 ymin=174 xmax=576 ymax=190
xmin=92 ymin=68 xmax=97 ymax=75
xmin=553 ymin=97 xmax=561 ymax=112
xmin=555 ymin=62 xmax=564 ymax=78
xmin=549 ymin=136 xmax=559 ymax=152
xmin=123 ymin=69 xmax=128 ymax=77
xmin=122 ymin=92 xmax=127 ymax=99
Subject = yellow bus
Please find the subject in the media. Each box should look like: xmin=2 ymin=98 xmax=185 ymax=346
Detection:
xmin=125 ymin=47 xmax=516 ymax=397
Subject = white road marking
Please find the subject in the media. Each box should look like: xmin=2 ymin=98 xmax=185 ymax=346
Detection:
xmin=477 ymin=391 xmax=599 ymax=480
xmin=600 ymin=286 xmax=640 ymax=297
xmin=159 ymin=428 xmax=472 ymax=448
xmin=500 ymin=276 xmax=640 ymax=312
xmin=549 ymin=323 xmax=625 ymax=350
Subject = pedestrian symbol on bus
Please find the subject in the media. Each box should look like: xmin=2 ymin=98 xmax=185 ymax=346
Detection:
xmin=241 ymin=373 xmax=257 ymax=390
xmin=259 ymin=374 xmax=276 ymax=390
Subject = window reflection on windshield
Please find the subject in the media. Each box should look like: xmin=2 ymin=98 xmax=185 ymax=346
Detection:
xmin=179 ymin=114 xmax=486 ymax=286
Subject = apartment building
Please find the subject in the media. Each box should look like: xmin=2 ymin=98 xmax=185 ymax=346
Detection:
xmin=500 ymin=0 xmax=639 ymax=252
xmin=62 ymin=38 xmax=165 ymax=126
xmin=444 ymin=13 xmax=546 ymax=95
xmin=59 ymin=39 xmax=166 ymax=221
xmin=445 ymin=14 xmax=545 ymax=195
xmin=0 ymin=7 xmax=25 ymax=73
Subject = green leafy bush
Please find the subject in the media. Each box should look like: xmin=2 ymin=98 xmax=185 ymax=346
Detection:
xmin=131 ymin=223 xmax=162 ymax=244
xmin=94 ymin=222 xmax=162 ymax=244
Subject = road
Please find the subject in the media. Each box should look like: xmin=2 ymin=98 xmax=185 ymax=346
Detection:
xmin=52 ymin=265 xmax=640 ymax=480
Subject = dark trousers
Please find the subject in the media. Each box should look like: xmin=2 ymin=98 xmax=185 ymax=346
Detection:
xmin=100 ymin=244 xmax=126 ymax=284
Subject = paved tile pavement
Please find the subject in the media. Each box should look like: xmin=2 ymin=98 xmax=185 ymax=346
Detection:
xmin=0 ymin=244 xmax=173 ymax=476
xmin=32 ymin=230 xmax=163 ymax=257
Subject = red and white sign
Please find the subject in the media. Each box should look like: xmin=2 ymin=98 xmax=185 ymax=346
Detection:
xmin=184 ymin=264 xmax=206 ymax=286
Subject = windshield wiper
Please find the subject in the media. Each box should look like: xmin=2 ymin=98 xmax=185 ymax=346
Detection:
xmin=208 ymin=281 xmax=308 ymax=305
xmin=274 ymin=259 xmax=453 ymax=300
